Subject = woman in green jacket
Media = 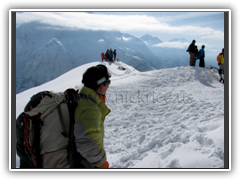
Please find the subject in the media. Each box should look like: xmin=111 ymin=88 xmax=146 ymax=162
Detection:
xmin=74 ymin=64 xmax=111 ymax=168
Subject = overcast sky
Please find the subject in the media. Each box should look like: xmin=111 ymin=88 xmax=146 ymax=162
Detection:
xmin=16 ymin=10 xmax=225 ymax=52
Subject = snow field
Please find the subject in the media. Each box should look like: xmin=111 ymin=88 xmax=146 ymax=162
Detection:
xmin=16 ymin=61 xmax=224 ymax=169
xmin=104 ymin=65 xmax=224 ymax=168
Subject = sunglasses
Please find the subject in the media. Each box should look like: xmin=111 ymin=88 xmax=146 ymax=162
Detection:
xmin=106 ymin=80 xmax=111 ymax=85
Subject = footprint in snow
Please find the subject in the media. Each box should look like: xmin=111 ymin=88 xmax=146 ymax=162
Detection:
xmin=166 ymin=159 xmax=182 ymax=168
xmin=139 ymin=135 xmax=146 ymax=145
xmin=195 ymin=134 xmax=214 ymax=147
xmin=160 ymin=146 xmax=175 ymax=159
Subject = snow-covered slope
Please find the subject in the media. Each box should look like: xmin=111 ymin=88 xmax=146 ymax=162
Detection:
xmin=16 ymin=61 xmax=224 ymax=169
xmin=106 ymin=65 xmax=224 ymax=168
xmin=16 ymin=61 xmax=139 ymax=117
xmin=127 ymin=57 xmax=154 ymax=71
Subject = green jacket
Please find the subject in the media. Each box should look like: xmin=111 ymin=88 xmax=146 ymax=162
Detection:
xmin=221 ymin=54 xmax=224 ymax=64
xmin=74 ymin=86 xmax=110 ymax=167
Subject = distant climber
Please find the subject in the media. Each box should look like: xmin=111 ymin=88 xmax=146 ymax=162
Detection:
xmin=186 ymin=40 xmax=196 ymax=66
xmin=105 ymin=49 xmax=110 ymax=61
xmin=217 ymin=48 xmax=224 ymax=83
xmin=101 ymin=52 xmax=105 ymax=62
xmin=197 ymin=45 xmax=205 ymax=68
xmin=103 ymin=49 xmax=117 ymax=63
xmin=113 ymin=49 xmax=117 ymax=61
xmin=109 ymin=49 xmax=113 ymax=62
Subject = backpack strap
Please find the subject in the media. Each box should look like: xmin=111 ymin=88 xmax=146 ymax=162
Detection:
xmin=57 ymin=93 xmax=97 ymax=168
xmin=57 ymin=105 xmax=68 ymax=138
xmin=57 ymin=104 xmax=74 ymax=168
xmin=78 ymin=93 xmax=97 ymax=104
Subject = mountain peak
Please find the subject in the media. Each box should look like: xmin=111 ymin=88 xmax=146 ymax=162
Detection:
xmin=48 ymin=37 xmax=62 ymax=45
xmin=141 ymin=34 xmax=153 ymax=39
xmin=45 ymin=38 xmax=65 ymax=50
xmin=141 ymin=34 xmax=162 ymax=44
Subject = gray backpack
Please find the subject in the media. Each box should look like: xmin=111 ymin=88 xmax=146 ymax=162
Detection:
xmin=16 ymin=89 xmax=96 ymax=168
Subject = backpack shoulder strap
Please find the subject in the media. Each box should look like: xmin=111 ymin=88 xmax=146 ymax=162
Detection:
xmin=57 ymin=104 xmax=74 ymax=168
xmin=57 ymin=105 xmax=68 ymax=138
xmin=56 ymin=92 xmax=97 ymax=168
xmin=78 ymin=93 xmax=97 ymax=104
xmin=59 ymin=92 xmax=97 ymax=135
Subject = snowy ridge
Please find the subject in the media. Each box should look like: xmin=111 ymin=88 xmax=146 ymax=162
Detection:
xmin=16 ymin=61 xmax=224 ymax=168
xmin=16 ymin=61 xmax=139 ymax=116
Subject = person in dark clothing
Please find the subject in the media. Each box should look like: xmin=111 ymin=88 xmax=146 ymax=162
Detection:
xmin=105 ymin=50 xmax=110 ymax=61
xmin=198 ymin=45 xmax=205 ymax=68
xmin=109 ymin=49 xmax=113 ymax=62
xmin=113 ymin=49 xmax=117 ymax=61
xmin=186 ymin=40 xmax=196 ymax=66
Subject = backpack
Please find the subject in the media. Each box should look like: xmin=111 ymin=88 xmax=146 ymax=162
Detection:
xmin=16 ymin=88 xmax=96 ymax=168
xmin=217 ymin=53 xmax=222 ymax=64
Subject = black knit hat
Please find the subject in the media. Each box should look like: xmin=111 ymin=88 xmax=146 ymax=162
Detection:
xmin=82 ymin=64 xmax=111 ymax=90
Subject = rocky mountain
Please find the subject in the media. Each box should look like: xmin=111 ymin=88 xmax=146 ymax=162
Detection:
xmin=16 ymin=22 xmax=162 ymax=93
xmin=16 ymin=22 xmax=192 ymax=94
xmin=140 ymin=34 xmax=162 ymax=45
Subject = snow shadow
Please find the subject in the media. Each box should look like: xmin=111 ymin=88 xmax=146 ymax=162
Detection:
xmin=198 ymin=79 xmax=215 ymax=88
xmin=193 ymin=67 xmax=217 ymax=88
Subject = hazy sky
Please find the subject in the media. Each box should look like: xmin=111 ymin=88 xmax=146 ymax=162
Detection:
xmin=16 ymin=10 xmax=225 ymax=52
